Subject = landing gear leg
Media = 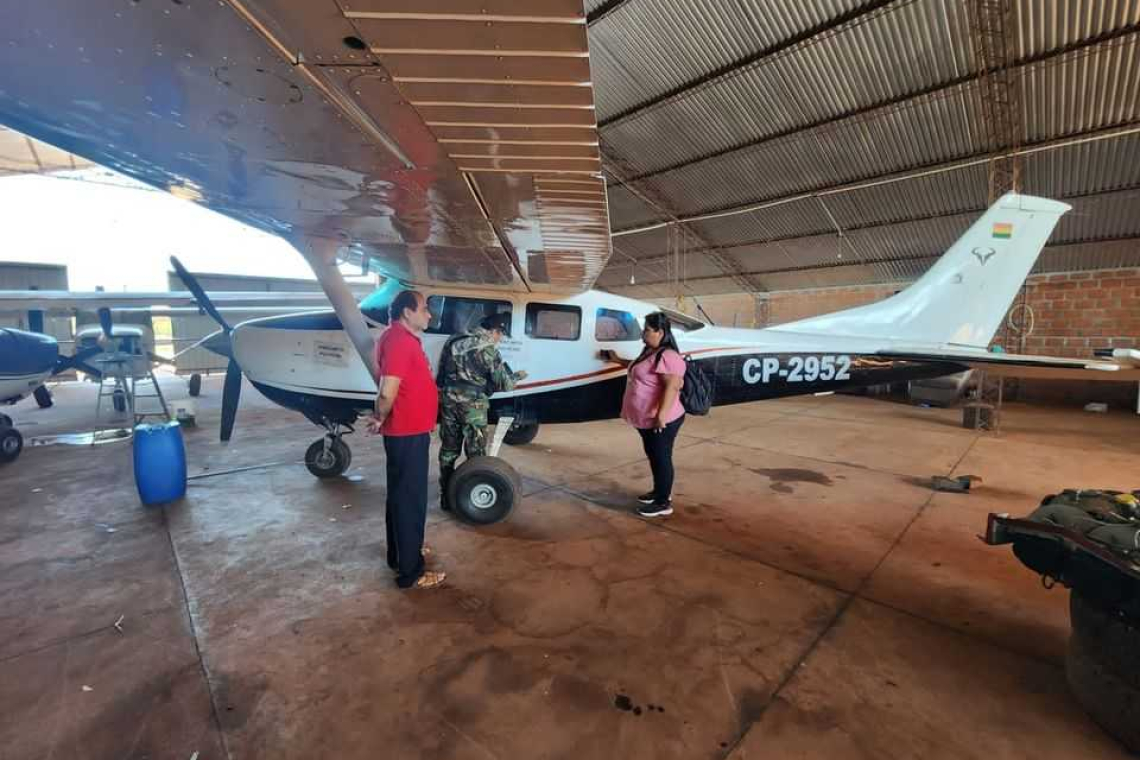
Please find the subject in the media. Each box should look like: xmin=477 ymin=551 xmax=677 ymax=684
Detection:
xmin=304 ymin=422 xmax=354 ymax=478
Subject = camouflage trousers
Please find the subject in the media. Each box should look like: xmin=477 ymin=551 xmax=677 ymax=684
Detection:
xmin=439 ymin=389 xmax=490 ymax=476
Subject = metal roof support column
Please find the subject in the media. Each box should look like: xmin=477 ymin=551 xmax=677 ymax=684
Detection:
xmin=969 ymin=0 xmax=1027 ymax=355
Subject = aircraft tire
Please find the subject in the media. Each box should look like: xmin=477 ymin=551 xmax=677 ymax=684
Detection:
xmin=503 ymin=422 xmax=539 ymax=446
xmin=113 ymin=390 xmax=127 ymax=413
xmin=188 ymin=374 xmax=202 ymax=397
xmin=1067 ymin=591 xmax=1140 ymax=752
xmin=447 ymin=456 xmax=520 ymax=525
xmin=0 ymin=427 xmax=23 ymax=463
xmin=305 ymin=437 xmax=352 ymax=478
xmin=0 ymin=413 xmax=11 ymax=428
xmin=34 ymin=385 xmax=53 ymax=408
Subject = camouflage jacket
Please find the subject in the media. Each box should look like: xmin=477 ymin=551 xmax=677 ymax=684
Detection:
xmin=437 ymin=328 xmax=521 ymax=398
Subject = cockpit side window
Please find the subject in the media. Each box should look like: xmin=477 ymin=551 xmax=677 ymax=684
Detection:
xmin=595 ymin=308 xmax=641 ymax=341
xmin=425 ymin=296 xmax=512 ymax=336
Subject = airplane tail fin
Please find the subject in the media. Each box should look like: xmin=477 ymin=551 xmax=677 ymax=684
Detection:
xmin=781 ymin=193 xmax=1071 ymax=347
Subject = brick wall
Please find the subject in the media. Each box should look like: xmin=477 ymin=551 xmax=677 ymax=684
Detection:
xmin=1012 ymin=270 xmax=1140 ymax=357
xmin=762 ymin=283 xmax=901 ymax=326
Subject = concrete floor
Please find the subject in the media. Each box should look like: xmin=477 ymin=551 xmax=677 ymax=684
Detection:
xmin=2 ymin=377 xmax=1138 ymax=759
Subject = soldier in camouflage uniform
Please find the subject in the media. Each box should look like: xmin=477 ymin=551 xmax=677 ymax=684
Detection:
xmin=437 ymin=312 xmax=527 ymax=508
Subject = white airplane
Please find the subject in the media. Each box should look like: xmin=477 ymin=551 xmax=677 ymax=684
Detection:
xmin=3 ymin=2 xmax=1137 ymax=516
xmin=0 ymin=290 xmax=332 ymax=463
xmin=168 ymin=193 xmax=1140 ymax=524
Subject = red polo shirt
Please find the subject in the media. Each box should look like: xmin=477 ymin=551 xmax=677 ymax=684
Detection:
xmin=374 ymin=322 xmax=438 ymax=436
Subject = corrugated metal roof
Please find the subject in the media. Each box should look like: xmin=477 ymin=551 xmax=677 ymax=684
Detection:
xmin=591 ymin=0 xmax=1140 ymax=293
xmin=1035 ymin=239 xmax=1140 ymax=273
xmin=604 ymin=182 xmax=664 ymax=229
xmin=1013 ymin=0 xmax=1140 ymax=58
xmin=625 ymin=87 xmax=981 ymax=216
xmin=1020 ymin=33 xmax=1140 ymax=143
xmin=1053 ymin=189 xmax=1140 ymax=241
xmin=1021 ymin=132 xmax=1140 ymax=196
xmin=588 ymin=0 xmax=874 ymax=122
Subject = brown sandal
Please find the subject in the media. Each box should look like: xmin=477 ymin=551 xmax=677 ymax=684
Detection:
xmin=412 ymin=570 xmax=446 ymax=589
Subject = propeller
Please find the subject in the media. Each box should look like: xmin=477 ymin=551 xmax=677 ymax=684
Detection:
xmin=96 ymin=307 xmax=114 ymax=339
xmin=169 ymin=256 xmax=242 ymax=441
xmin=54 ymin=345 xmax=104 ymax=379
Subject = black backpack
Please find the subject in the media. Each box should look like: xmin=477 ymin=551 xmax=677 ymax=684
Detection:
xmin=680 ymin=356 xmax=715 ymax=415
xmin=653 ymin=350 xmax=715 ymax=416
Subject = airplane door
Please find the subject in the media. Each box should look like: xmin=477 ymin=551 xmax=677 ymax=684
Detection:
xmin=515 ymin=301 xmax=590 ymax=387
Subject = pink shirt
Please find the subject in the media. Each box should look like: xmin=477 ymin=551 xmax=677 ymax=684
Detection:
xmin=621 ymin=349 xmax=686 ymax=429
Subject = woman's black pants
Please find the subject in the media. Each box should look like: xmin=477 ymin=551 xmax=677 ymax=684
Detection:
xmin=637 ymin=415 xmax=685 ymax=502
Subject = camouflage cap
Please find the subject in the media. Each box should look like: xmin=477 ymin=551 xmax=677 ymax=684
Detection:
xmin=480 ymin=312 xmax=511 ymax=334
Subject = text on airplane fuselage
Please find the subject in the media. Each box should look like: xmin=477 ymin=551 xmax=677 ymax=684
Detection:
xmin=742 ymin=355 xmax=853 ymax=384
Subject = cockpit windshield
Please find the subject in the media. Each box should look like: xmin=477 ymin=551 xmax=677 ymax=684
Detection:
xmin=358 ymin=279 xmax=404 ymax=324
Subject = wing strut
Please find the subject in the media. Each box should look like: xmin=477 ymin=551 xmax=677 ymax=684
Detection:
xmin=302 ymin=237 xmax=377 ymax=379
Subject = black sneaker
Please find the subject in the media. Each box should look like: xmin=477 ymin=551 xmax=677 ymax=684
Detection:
xmin=637 ymin=492 xmax=656 ymax=505
xmin=637 ymin=500 xmax=673 ymax=518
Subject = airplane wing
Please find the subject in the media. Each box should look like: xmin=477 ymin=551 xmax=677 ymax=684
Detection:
xmin=0 ymin=290 xmax=332 ymax=311
xmin=0 ymin=2 xmax=611 ymax=295
xmin=878 ymin=348 xmax=1140 ymax=381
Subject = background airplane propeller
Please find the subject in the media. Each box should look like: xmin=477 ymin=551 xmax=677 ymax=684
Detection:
xmin=54 ymin=344 xmax=104 ymax=377
xmin=97 ymin=307 xmax=114 ymax=342
xmin=170 ymin=255 xmax=242 ymax=441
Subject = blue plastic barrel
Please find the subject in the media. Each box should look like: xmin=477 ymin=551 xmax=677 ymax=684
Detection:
xmin=133 ymin=421 xmax=187 ymax=505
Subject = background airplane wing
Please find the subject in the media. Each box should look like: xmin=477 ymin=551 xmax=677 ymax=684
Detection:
xmin=0 ymin=1 xmax=610 ymax=295
xmin=0 ymin=291 xmax=331 ymax=311
xmin=878 ymin=348 xmax=1140 ymax=381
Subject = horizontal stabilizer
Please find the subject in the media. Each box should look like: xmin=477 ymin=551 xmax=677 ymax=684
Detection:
xmin=879 ymin=348 xmax=1140 ymax=381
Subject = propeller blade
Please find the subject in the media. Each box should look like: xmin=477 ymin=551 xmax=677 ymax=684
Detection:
xmin=53 ymin=345 xmax=102 ymax=375
xmin=97 ymin=307 xmax=114 ymax=340
xmin=220 ymin=359 xmax=242 ymax=442
xmin=169 ymin=256 xmax=232 ymax=333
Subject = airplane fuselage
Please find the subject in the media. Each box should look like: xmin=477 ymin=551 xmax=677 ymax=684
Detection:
xmin=229 ymin=288 xmax=965 ymax=430
xmin=0 ymin=329 xmax=58 ymax=405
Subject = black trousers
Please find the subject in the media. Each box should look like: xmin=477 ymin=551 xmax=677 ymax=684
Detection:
xmin=637 ymin=415 xmax=685 ymax=502
xmin=383 ymin=433 xmax=430 ymax=588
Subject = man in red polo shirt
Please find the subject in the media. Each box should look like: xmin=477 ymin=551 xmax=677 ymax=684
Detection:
xmin=367 ymin=289 xmax=445 ymax=589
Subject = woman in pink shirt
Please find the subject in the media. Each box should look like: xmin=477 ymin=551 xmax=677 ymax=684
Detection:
xmin=602 ymin=312 xmax=686 ymax=517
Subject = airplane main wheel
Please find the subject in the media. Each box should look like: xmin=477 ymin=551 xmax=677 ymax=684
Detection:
xmin=112 ymin=390 xmax=127 ymax=413
xmin=188 ymin=373 xmax=202 ymax=397
xmin=33 ymin=386 xmax=53 ymax=409
xmin=503 ymin=422 xmax=539 ymax=446
xmin=305 ymin=437 xmax=352 ymax=478
xmin=0 ymin=427 xmax=23 ymax=463
xmin=447 ymin=456 xmax=521 ymax=525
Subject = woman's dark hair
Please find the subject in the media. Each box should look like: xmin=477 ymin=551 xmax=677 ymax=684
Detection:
xmin=633 ymin=311 xmax=681 ymax=366
xmin=389 ymin=289 xmax=422 ymax=323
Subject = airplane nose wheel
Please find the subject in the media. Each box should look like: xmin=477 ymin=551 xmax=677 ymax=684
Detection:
xmin=305 ymin=435 xmax=352 ymax=478
xmin=503 ymin=421 xmax=539 ymax=446
xmin=446 ymin=456 xmax=521 ymax=524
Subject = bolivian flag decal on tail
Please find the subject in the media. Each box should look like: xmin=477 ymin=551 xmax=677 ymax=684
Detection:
xmin=992 ymin=222 xmax=1014 ymax=239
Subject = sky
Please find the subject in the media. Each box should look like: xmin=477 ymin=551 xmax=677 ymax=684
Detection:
xmin=0 ymin=168 xmax=374 ymax=292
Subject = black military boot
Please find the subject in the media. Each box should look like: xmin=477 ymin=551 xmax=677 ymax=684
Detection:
xmin=439 ymin=465 xmax=454 ymax=511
